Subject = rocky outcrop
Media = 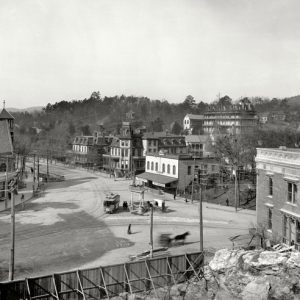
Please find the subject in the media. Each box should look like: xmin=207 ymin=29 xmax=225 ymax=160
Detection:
xmin=111 ymin=249 xmax=300 ymax=299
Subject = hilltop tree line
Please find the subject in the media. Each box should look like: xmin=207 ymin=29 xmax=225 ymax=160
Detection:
xmin=12 ymin=92 xmax=300 ymax=156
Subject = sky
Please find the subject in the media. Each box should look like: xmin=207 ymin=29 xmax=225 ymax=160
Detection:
xmin=1 ymin=0 xmax=300 ymax=108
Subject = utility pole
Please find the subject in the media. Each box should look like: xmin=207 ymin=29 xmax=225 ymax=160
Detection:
xmin=33 ymin=154 xmax=36 ymax=193
xmin=37 ymin=155 xmax=40 ymax=188
xmin=5 ymin=156 xmax=8 ymax=209
xmin=191 ymin=156 xmax=196 ymax=204
xmin=9 ymin=186 xmax=15 ymax=281
xmin=150 ymin=205 xmax=153 ymax=258
xmin=199 ymin=174 xmax=203 ymax=252
xmin=234 ymin=165 xmax=238 ymax=212
xmin=109 ymin=147 xmax=112 ymax=178
xmin=46 ymin=151 xmax=49 ymax=181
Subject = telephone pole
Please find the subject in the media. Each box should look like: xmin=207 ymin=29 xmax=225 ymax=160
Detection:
xmin=46 ymin=151 xmax=49 ymax=181
xmin=199 ymin=176 xmax=204 ymax=252
xmin=33 ymin=154 xmax=36 ymax=193
xmin=150 ymin=205 xmax=154 ymax=258
xmin=8 ymin=186 xmax=15 ymax=281
xmin=5 ymin=156 xmax=8 ymax=209
xmin=37 ymin=155 xmax=40 ymax=188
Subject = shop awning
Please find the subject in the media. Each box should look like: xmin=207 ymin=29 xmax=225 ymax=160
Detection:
xmin=136 ymin=172 xmax=177 ymax=187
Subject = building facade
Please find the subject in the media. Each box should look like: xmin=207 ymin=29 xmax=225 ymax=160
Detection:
xmin=102 ymin=122 xmax=145 ymax=176
xmin=136 ymin=153 xmax=219 ymax=193
xmin=203 ymin=103 xmax=257 ymax=134
xmin=72 ymin=136 xmax=96 ymax=166
xmin=183 ymin=114 xmax=204 ymax=135
xmin=256 ymin=147 xmax=300 ymax=250
xmin=185 ymin=135 xmax=214 ymax=157
xmin=142 ymin=132 xmax=187 ymax=156
xmin=0 ymin=108 xmax=15 ymax=199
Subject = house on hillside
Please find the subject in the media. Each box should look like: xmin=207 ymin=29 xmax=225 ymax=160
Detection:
xmin=183 ymin=114 xmax=204 ymax=135
xmin=256 ymin=147 xmax=300 ymax=250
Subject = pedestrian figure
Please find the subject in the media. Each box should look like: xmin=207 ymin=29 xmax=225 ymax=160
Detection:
xmin=226 ymin=198 xmax=229 ymax=206
xmin=21 ymin=194 xmax=25 ymax=201
xmin=173 ymin=192 xmax=176 ymax=200
xmin=185 ymin=198 xmax=188 ymax=203
xmin=127 ymin=224 xmax=132 ymax=234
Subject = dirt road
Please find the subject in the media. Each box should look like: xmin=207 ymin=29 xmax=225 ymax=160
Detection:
xmin=0 ymin=163 xmax=255 ymax=281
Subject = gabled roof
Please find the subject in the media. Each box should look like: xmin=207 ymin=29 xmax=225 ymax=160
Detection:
xmin=184 ymin=114 xmax=204 ymax=120
xmin=0 ymin=108 xmax=14 ymax=120
xmin=185 ymin=135 xmax=209 ymax=143
xmin=0 ymin=120 xmax=13 ymax=154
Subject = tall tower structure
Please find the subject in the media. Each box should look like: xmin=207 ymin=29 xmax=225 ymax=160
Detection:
xmin=0 ymin=100 xmax=15 ymax=143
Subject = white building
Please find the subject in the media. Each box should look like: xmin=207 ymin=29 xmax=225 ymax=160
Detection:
xmin=136 ymin=153 xmax=219 ymax=193
xmin=183 ymin=114 xmax=204 ymax=134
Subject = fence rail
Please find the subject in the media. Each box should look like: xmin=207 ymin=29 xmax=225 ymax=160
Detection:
xmin=0 ymin=252 xmax=203 ymax=300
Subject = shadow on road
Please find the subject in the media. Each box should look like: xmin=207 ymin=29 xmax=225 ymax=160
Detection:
xmin=44 ymin=176 xmax=98 ymax=190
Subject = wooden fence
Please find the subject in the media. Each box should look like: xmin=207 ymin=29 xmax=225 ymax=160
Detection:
xmin=0 ymin=252 xmax=203 ymax=300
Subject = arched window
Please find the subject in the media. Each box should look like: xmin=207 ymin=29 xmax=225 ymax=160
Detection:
xmin=173 ymin=165 xmax=176 ymax=175
xmin=167 ymin=164 xmax=170 ymax=174
xmin=162 ymin=164 xmax=165 ymax=173
xmin=155 ymin=162 xmax=158 ymax=171
xmin=147 ymin=161 xmax=150 ymax=170
xmin=151 ymin=162 xmax=154 ymax=170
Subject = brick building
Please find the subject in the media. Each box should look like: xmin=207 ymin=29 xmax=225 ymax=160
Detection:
xmin=256 ymin=147 xmax=300 ymax=250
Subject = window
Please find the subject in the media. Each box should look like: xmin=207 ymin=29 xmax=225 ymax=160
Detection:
xmin=297 ymin=220 xmax=300 ymax=244
xmin=287 ymin=182 xmax=297 ymax=203
xmin=155 ymin=162 xmax=158 ymax=171
xmin=167 ymin=164 xmax=170 ymax=174
xmin=268 ymin=209 xmax=272 ymax=230
xmin=188 ymin=166 xmax=191 ymax=175
xmin=173 ymin=165 xmax=176 ymax=175
xmin=269 ymin=177 xmax=273 ymax=196
xmin=147 ymin=161 xmax=150 ymax=170
xmin=162 ymin=164 xmax=165 ymax=172
xmin=151 ymin=162 xmax=154 ymax=170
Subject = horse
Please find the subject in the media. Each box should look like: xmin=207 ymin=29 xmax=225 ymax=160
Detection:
xmin=173 ymin=231 xmax=190 ymax=244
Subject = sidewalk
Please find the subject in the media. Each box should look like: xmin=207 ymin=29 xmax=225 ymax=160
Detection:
xmin=0 ymin=174 xmax=35 ymax=213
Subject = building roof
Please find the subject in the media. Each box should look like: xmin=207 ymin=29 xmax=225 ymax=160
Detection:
xmin=73 ymin=136 xmax=94 ymax=146
xmin=0 ymin=120 xmax=13 ymax=154
xmin=185 ymin=135 xmax=209 ymax=143
xmin=136 ymin=172 xmax=177 ymax=185
xmin=184 ymin=114 xmax=204 ymax=120
xmin=0 ymin=108 xmax=14 ymax=120
xmin=142 ymin=132 xmax=180 ymax=139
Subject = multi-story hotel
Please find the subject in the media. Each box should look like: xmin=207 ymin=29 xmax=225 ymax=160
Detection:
xmin=203 ymin=102 xmax=257 ymax=134
xmin=256 ymin=147 xmax=300 ymax=250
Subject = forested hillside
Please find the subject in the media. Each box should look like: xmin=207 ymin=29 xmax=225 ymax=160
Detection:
xmin=11 ymin=92 xmax=300 ymax=155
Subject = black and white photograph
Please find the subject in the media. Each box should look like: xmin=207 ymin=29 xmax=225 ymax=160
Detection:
xmin=0 ymin=0 xmax=300 ymax=299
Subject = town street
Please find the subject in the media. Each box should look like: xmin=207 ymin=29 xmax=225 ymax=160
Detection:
xmin=0 ymin=163 xmax=255 ymax=281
